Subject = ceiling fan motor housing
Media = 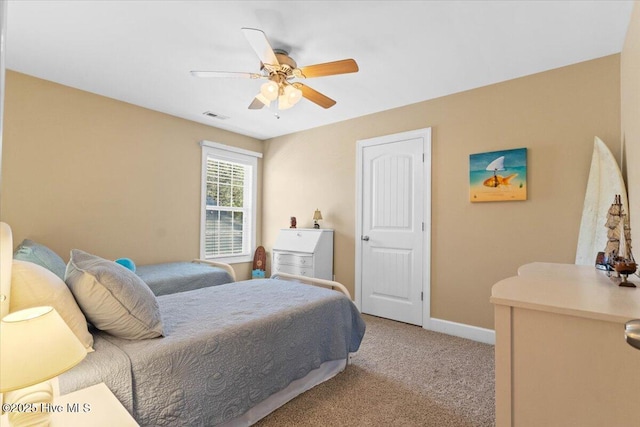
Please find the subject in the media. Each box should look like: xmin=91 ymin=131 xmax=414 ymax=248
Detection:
xmin=261 ymin=50 xmax=299 ymax=79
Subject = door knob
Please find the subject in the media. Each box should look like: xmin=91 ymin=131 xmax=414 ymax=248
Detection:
xmin=626 ymin=319 xmax=640 ymax=351
xmin=361 ymin=235 xmax=370 ymax=241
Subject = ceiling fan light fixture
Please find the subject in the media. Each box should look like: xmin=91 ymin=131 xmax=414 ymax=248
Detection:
xmin=260 ymin=80 xmax=279 ymax=101
xmin=284 ymin=84 xmax=303 ymax=105
xmin=278 ymin=93 xmax=293 ymax=110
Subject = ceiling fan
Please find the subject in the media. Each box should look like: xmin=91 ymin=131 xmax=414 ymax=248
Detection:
xmin=190 ymin=28 xmax=359 ymax=110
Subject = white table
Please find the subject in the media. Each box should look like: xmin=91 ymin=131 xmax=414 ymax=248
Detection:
xmin=50 ymin=382 xmax=138 ymax=426
xmin=491 ymin=262 xmax=640 ymax=427
xmin=1 ymin=382 xmax=138 ymax=427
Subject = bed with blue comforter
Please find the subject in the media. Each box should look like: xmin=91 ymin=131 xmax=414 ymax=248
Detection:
xmin=59 ymin=278 xmax=366 ymax=426
xmin=135 ymin=261 xmax=235 ymax=296
xmin=10 ymin=235 xmax=364 ymax=425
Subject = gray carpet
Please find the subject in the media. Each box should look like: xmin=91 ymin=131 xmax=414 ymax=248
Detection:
xmin=256 ymin=314 xmax=495 ymax=426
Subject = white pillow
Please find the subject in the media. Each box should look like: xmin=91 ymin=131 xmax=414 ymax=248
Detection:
xmin=65 ymin=249 xmax=164 ymax=340
xmin=10 ymin=260 xmax=94 ymax=352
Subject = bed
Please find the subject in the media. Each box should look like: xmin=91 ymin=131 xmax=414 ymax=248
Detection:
xmin=0 ymin=223 xmax=366 ymax=426
xmin=11 ymin=237 xmax=237 ymax=296
xmin=135 ymin=259 xmax=236 ymax=296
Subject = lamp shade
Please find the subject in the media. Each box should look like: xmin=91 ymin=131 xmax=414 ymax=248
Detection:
xmin=313 ymin=209 xmax=323 ymax=221
xmin=260 ymin=80 xmax=279 ymax=101
xmin=278 ymin=93 xmax=293 ymax=110
xmin=0 ymin=306 xmax=87 ymax=392
xmin=284 ymin=84 xmax=302 ymax=106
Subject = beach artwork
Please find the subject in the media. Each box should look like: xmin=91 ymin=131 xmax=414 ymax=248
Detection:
xmin=469 ymin=148 xmax=527 ymax=202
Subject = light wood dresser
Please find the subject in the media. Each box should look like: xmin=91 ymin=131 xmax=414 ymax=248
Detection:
xmin=491 ymin=262 xmax=640 ymax=427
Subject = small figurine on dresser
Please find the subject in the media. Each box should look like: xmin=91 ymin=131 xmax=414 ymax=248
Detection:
xmin=602 ymin=194 xmax=637 ymax=287
xmin=290 ymin=216 xmax=297 ymax=228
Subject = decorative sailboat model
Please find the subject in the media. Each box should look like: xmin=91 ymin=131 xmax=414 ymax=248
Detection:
xmin=603 ymin=195 xmax=637 ymax=287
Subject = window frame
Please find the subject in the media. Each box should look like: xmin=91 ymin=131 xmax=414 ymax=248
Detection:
xmin=199 ymin=140 xmax=261 ymax=264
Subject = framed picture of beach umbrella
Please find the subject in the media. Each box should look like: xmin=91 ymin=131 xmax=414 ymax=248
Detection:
xmin=469 ymin=148 xmax=527 ymax=202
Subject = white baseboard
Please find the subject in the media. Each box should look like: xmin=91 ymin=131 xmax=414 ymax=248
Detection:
xmin=426 ymin=317 xmax=495 ymax=345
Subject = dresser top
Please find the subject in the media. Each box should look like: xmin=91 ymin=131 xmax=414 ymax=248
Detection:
xmin=273 ymin=228 xmax=333 ymax=253
xmin=490 ymin=262 xmax=640 ymax=323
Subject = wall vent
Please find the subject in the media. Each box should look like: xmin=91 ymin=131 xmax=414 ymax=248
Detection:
xmin=203 ymin=111 xmax=230 ymax=120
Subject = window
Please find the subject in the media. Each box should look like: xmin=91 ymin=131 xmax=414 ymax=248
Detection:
xmin=200 ymin=141 xmax=261 ymax=263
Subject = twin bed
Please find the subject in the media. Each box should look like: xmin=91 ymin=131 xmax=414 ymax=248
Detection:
xmin=0 ymin=223 xmax=366 ymax=426
xmin=135 ymin=259 xmax=236 ymax=296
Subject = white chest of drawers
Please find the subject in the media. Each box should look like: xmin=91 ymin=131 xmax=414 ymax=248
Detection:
xmin=271 ymin=229 xmax=334 ymax=280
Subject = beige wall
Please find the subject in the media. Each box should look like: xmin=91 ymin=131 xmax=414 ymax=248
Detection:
xmin=1 ymin=71 xmax=263 ymax=280
xmin=263 ymin=55 xmax=621 ymax=330
xmin=1 ymin=53 xmax=625 ymax=330
xmin=622 ymin=2 xmax=640 ymax=247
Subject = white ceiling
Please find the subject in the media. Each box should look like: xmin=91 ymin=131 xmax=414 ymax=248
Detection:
xmin=5 ymin=1 xmax=634 ymax=141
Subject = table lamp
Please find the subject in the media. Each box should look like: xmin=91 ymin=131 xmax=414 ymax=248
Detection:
xmin=0 ymin=306 xmax=87 ymax=426
xmin=313 ymin=209 xmax=323 ymax=229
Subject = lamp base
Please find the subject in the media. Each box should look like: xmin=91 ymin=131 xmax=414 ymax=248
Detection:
xmin=4 ymin=381 xmax=53 ymax=426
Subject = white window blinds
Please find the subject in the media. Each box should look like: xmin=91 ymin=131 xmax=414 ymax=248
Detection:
xmin=199 ymin=141 xmax=261 ymax=263
xmin=204 ymin=158 xmax=249 ymax=257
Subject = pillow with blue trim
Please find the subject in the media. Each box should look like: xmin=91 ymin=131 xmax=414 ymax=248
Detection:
xmin=14 ymin=239 xmax=67 ymax=280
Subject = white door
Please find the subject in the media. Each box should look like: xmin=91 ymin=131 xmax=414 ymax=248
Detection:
xmin=357 ymin=129 xmax=430 ymax=326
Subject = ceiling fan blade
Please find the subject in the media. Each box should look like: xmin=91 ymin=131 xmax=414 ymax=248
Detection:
xmin=248 ymin=97 xmax=266 ymax=110
xmin=296 ymin=83 xmax=336 ymax=109
xmin=298 ymin=59 xmax=359 ymax=78
xmin=190 ymin=71 xmax=262 ymax=79
xmin=241 ymin=27 xmax=279 ymax=67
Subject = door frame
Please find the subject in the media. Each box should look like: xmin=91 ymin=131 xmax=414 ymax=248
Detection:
xmin=355 ymin=127 xmax=432 ymax=327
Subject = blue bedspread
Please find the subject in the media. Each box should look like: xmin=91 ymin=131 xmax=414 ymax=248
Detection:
xmin=58 ymin=332 xmax=134 ymax=413
xmin=60 ymin=278 xmax=365 ymax=426
xmin=136 ymin=261 xmax=234 ymax=296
